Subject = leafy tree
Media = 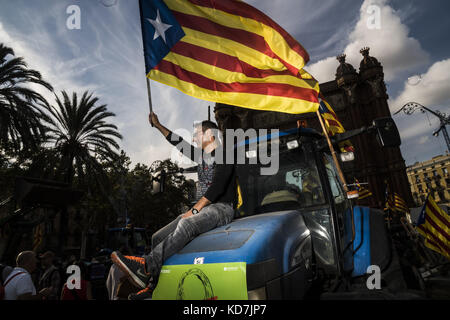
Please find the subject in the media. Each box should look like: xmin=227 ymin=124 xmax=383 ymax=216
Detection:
xmin=104 ymin=157 xmax=195 ymax=234
xmin=75 ymin=153 xmax=197 ymax=253
xmin=142 ymin=159 xmax=195 ymax=233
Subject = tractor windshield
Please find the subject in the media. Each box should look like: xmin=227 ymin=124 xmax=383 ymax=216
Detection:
xmin=236 ymin=146 xmax=325 ymax=217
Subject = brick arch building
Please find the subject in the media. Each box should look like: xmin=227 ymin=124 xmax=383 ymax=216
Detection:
xmin=214 ymin=47 xmax=414 ymax=210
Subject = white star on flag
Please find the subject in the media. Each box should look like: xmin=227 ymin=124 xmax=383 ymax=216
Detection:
xmin=147 ymin=9 xmax=172 ymax=43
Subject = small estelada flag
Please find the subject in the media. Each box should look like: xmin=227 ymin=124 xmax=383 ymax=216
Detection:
xmin=354 ymin=179 xmax=372 ymax=200
xmin=318 ymin=96 xmax=355 ymax=153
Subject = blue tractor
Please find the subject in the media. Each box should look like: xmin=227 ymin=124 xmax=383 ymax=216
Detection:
xmin=150 ymin=119 xmax=426 ymax=300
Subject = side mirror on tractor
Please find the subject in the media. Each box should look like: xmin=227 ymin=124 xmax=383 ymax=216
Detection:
xmin=332 ymin=117 xmax=401 ymax=157
xmin=373 ymin=118 xmax=401 ymax=148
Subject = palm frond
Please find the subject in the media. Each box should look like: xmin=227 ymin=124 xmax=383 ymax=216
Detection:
xmin=43 ymin=89 xmax=122 ymax=186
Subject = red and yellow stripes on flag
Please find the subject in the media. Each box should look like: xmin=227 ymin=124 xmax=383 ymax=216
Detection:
xmin=354 ymin=179 xmax=372 ymax=200
xmin=416 ymin=195 xmax=450 ymax=259
xmin=386 ymin=192 xmax=409 ymax=214
xmin=148 ymin=0 xmax=320 ymax=114
xmin=319 ymin=97 xmax=354 ymax=152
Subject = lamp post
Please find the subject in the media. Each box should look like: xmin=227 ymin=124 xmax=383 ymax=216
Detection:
xmin=394 ymin=102 xmax=450 ymax=152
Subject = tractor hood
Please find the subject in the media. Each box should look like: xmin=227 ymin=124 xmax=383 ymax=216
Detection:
xmin=164 ymin=210 xmax=310 ymax=274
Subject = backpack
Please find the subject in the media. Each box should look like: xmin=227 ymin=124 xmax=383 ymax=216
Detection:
xmin=0 ymin=270 xmax=25 ymax=300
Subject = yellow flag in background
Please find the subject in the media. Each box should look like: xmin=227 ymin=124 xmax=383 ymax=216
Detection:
xmin=416 ymin=194 xmax=450 ymax=259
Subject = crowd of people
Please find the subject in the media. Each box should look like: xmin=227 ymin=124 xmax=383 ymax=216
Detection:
xmin=1 ymin=250 xmax=93 ymax=300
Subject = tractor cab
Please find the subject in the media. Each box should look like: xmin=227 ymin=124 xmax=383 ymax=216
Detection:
xmin=149 ymin=119 xmax=419 ymax=300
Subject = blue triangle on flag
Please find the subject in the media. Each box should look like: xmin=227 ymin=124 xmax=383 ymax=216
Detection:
xmin=139 ymin=0 xmax=185 ymax=72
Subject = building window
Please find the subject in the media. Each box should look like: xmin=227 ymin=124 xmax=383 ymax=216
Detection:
xmin=415 ymin=175 xmax=420 ymax=183
xmin=444 ymin=168 xmax=448 ymax=175
xmin=433 ymin=170 xmax=438 ymax=177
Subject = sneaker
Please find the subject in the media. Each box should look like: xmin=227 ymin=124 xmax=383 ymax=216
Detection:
xmin=111 ymin=251 xmax=150 ymax=289
xmin=128 ymin=286 xmax=153 ymax=300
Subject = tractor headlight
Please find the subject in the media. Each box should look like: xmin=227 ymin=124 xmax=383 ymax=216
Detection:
xmin=340 ymin=152 xmax=355 ymax=162
xmin=290 ymin=235 xmax=312 ymax=269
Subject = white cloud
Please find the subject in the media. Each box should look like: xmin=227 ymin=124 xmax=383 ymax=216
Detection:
xmin=0 ymin=20 xmax=99 ymax=106
xmin=390 ymin=58 xmax=450 ymax=150
xmin=390 ymin=59 xmax=450 ymax=111
xmin=306 ymin=56 xmax=338 ymax=85
xmin=246 ymin=0 xmax=337 ymax=34
xmin=299 ymin=0 xmax=448 ymax=164
xmin=418 ymin=136 xmax=429 ymax=145
xmin=307 ymin=0 xmax=429 ymax=83
xmin=397 ymin=115 xmax=440 ymax=141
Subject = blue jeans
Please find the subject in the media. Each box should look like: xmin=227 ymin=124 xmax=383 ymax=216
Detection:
xmin=145 ymin=202 xmax=235 ymax=287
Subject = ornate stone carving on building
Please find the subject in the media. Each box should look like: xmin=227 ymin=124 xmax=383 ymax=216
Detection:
xmin=359 ymin=47 xmax=388 ymax=99
xmin=336 ymin=54 xmax=359 ymax=105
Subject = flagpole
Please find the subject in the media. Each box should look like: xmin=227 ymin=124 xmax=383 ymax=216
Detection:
xmin=316 ymin=110 xmax=348 ymax=193
xmin=139 ymin=0 xmax=154 ymax=127
xmin=146 ymin=76 xmax=154 ymax=127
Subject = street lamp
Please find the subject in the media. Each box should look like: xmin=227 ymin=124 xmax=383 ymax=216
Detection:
xmin=394 ymin=102 xmax=450 ymax=152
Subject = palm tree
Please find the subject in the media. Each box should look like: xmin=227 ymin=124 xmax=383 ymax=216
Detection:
xmin=43 ymin=90 xmax=123 ymax=252
xmin=0 ymin=43 xmax=53 ymax=153
xmin=44 ymin=90 xmax=122 ymax=186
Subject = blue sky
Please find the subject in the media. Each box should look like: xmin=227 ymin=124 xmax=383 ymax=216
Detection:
xmin=1 ymin=0 xmax=449 ymax=168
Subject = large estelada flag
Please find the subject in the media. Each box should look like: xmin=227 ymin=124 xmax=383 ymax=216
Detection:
xmin=416 ymin=194 xmax=450 ymax=259
xmin=139 ymin=0 xmax=320 ymax=114
xmin=318 ymin=97 xmax=354 ymax=152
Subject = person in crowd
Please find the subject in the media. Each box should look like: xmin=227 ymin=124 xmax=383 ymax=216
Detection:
xmin=3 ymin=251 xmax=52 ymax=300
xmin=37 ymin=251 xmax=61 ymax=300
xmin=1 ymin=263 xmax=13 ymax=284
